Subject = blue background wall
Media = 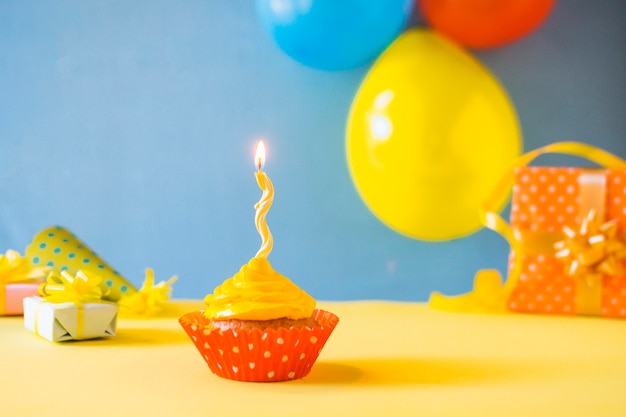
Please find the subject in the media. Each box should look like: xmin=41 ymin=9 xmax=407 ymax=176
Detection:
xmin=1 ymin=1 xmax=625 ymax=301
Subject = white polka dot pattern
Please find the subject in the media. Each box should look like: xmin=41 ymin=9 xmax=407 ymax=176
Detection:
xmin=507 ymin=167 xmax=626 ymax=318
xmin=179 ymin=309 xmax=340 ymax=382
xmin=510 ymin=167 xmax=581 ymax=232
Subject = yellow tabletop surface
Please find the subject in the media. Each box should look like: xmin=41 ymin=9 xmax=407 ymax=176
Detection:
xmin=1 ymin=300 xmax=625 ymax=417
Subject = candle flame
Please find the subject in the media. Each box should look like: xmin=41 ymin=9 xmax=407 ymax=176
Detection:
xmin=255 ymin=141 xmax=266 ymax=171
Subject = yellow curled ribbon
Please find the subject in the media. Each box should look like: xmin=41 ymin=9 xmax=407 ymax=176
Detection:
xmin=429 ymin=142 xmax=626 ymax=314
xmin=39 ymin=270 xmax=105 ymax=339
xmin=0 ymin=249 xmax=49 ymax=315
xmin=118 ymin=268 xmax=177 ymax=316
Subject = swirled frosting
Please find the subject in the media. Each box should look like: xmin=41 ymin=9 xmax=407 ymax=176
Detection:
xmin=203 ymin=257 xmax=316 ymax=320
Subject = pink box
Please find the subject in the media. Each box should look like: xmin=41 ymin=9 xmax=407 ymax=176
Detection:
xmin=2 ymin=283 xmax=40 ymax=315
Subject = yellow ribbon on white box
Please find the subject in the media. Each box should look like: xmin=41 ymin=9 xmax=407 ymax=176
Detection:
xmin=430 ymin=142 xmax=626 ymax=315
xmin=39 ymin=270 xmax=103 ymax=339
xmin=24 ymin=270 xmax=118 ymax=342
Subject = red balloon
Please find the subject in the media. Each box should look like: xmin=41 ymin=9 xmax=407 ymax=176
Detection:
xmin=419 ymin=0 xmax=557 ymax=49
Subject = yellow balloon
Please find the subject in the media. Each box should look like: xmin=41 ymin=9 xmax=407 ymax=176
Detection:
xmin=346 ymin=29 xmax=521 ymax=241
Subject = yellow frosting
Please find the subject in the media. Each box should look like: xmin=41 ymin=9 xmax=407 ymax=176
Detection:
xmin=203 ymin=257 xmax=316 ymax=321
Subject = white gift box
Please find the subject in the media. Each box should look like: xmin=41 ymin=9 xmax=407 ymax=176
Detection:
xmin=23 ymin=296 xmax=118 ymax=342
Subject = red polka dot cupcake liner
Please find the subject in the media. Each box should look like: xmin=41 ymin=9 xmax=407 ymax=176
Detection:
xmin=179 ymin=309 xmax=339 ymax=382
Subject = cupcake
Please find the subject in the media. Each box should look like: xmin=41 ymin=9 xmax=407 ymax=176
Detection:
xmin=181 ymin=140 xmax=339 ymax=381
xmin=179 ymin=257 xmax=339 ymax=382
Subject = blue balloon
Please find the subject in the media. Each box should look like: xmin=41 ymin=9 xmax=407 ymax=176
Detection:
xmin=255 ymin=0 xmax=414 ymax=71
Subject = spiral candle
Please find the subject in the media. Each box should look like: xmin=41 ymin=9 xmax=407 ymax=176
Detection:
xmin=254 ymin=141 xmax=274 ymax=258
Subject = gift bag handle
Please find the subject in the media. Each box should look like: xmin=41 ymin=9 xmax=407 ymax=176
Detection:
xmin=430 ymin=142 xmax=626 ymax=312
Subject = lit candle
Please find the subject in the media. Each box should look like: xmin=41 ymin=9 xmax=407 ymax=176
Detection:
xmin=254 ymin=140 xmax=274 ymax=258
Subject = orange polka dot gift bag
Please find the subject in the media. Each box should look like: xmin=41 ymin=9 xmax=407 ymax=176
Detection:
xmin=431 ymin=142 xmax=626 ymax=318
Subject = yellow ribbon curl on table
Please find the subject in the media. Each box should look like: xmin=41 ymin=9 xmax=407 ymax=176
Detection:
xmin=118 ymin=268 xmax=177 ymax=317
xmin=0 ymin=249 xmax=49 ymax=315
xmin=429 ymin=142 xmax=626 ymax=314
xmin=39 ymin=270 xmax=106 ymax=339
